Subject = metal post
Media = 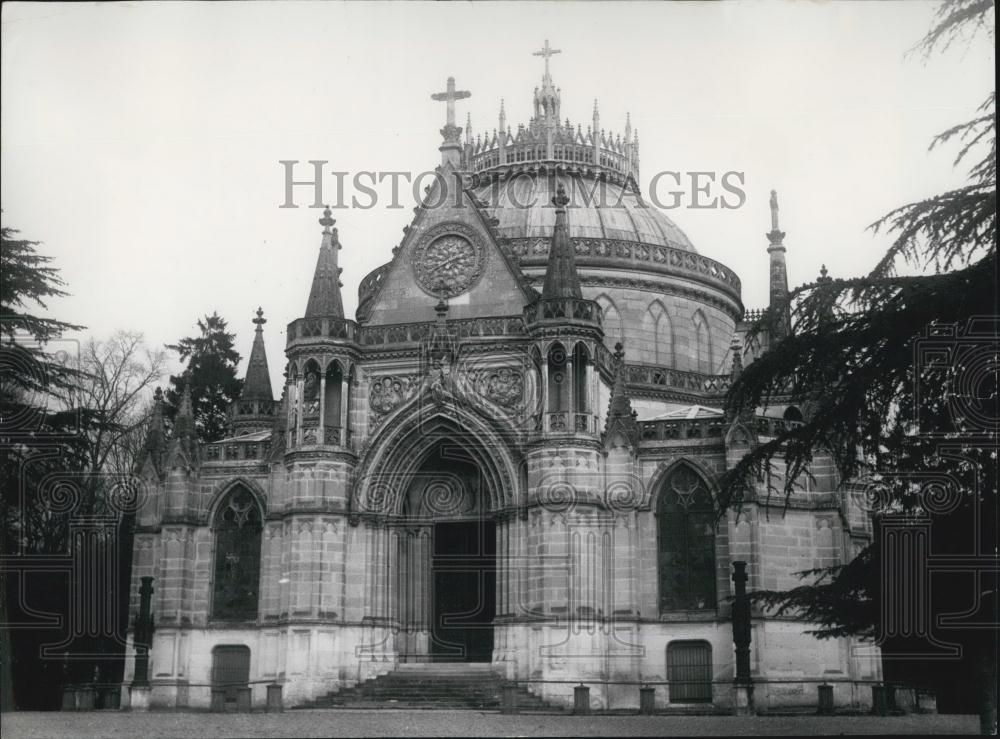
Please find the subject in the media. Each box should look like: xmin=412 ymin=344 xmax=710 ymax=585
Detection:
xmin=236 ymin=686 xmax=252 ymax=713
xmin=266 ymin=684 xmax=283 ymax=713
xmin=639 ymin=685 xmax=655 ymax=714
xmin=131 ymin=577 xmax=154 ymax=688
xmin=61 ymin=687 xmax=77 ymax=711
xmin=871 ymin=684 xmax=887 ymax=716
xmin=76 ymin=685 xmax=96 ymax=711
xmin=731 ymin=561 xmax=754 ymax=715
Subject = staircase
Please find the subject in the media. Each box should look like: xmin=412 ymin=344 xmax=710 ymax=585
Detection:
xmin=301 ymin=663 xmax=554 ymax=711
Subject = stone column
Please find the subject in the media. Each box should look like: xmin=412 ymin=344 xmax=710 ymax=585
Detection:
xmin=541 ymin=354 xmax=550 ymax=427
xmin=295 ymin=375 xmax=305 ymax=446
xmin=340 ymin=377 xmax=349 ymax=435
xmin=318 ymin=373 xmax=327 ymax=433
xmin=565 ymin=357 xmax=574 ymax=417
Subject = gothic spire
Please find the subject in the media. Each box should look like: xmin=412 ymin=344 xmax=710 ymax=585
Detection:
xmin=305 ymin=206 xmax=345 ymax=318
xmin=169 ymin=380 xmax=199 ymax=463
xmin=240 ymin=307 xmax=273 ymax=402
xmin=603 ymin=342 xmax=639 ymax=448
xmin=541 ymin=184 xmax=582 ymax=300
xmin=766 ymin=189 xmax=791 ymax=339
xmin=142 ymin=387 xmax=167 ymax=469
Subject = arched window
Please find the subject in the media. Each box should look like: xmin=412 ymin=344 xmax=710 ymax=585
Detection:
xmin=644 ymin=301 xmax=674 ymax=366
xmin=547 ymin=343 xmax=568 ymax=413
xmin=595 ymin=294 xmax=623 ymax=349
xmin=692 ymin=311 xmax=713 ymax=374
xmin=325 ymin=360 xmax=344 ymax=432
xmin=212 ymin=486 xmax=263 ymax=621
xmin=658 ymin=465 xmax=716 ymax=612
xmin=572 ymin=343 xmax=589 ymax=415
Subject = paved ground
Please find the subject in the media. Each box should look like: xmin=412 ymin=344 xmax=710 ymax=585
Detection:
xmin=0 ymin=710 xmax=980 ymax=738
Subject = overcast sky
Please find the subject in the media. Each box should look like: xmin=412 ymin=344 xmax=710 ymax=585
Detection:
xmin=2 ymin=1 xmax=994 ymax=393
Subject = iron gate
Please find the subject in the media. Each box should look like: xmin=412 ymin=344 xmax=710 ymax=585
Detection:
xmin=211 ymin=645 xmax=251 ymax=702
xmin=667 ymin=640 xmax=713 ymax=703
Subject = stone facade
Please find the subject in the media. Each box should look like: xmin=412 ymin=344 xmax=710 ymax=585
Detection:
xmin=123 ymin=60 xmax=878 ymax=712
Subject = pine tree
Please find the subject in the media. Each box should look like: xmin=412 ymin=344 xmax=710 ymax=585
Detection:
xmin=721 ymin=1 xmax=996 ymax=731
xmin=164 ymin=312 xmax=243 ymax=443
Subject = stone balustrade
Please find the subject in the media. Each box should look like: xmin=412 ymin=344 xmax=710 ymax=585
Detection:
xmin=286 ymin=316 xmax=359 ymax=349
xmin=508 ymin=236 xmax=742 ymax=302
xmin=205 ymin=439 xmax=268 ymax=463
xmin=626 ymin=364 xmax=731 ymax=396
xmin=540 ymin=411 xmax=602 ymax=435
xmin=637 ymin=415 xmax=804 ymax=443
xmin=524 ymin=297 xmax=602 ymax=328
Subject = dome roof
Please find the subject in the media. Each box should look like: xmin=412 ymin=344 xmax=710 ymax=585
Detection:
xmin=472 ymin=171 xmax=697 ymax=253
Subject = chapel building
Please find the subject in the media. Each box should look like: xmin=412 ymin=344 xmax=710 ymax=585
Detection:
xmin=125 ymin=45 xmax=879 ymax=711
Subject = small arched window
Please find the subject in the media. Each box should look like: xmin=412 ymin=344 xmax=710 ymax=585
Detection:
xmin=658 ymin=465 xmax=717 ymax=612
xmin=212 ymin=486 xmax=263 ymax=621
xmin=644 ymin=301 xmax=674 ymax=367
xmin=595 ymin=294 xmax=624 ymax=349
xmin=692 ymin=311 xmax=713 ymax=374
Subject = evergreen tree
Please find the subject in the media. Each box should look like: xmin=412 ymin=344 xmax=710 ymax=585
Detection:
xmin=165 ymin=312 xmax=243 ymax=443
xmin=1 ymin=221 xmax=93 ymax=709
xmin=721 ymin=2 xmax=996 ymax=731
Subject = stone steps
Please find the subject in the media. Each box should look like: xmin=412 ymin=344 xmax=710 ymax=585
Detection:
xmin=300 ymin=664 xmax=553 ymax=711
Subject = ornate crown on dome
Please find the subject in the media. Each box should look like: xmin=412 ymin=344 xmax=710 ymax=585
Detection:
xmin=460 ymin=40 xmax=640 ymax=190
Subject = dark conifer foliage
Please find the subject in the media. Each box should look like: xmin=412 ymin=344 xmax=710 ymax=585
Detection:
xmin=721 ymin=1 xmax=996 ymax=730
xmin=164 ymin=312 xmax=243 ymax=443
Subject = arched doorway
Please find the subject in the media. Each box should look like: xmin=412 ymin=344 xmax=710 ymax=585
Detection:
xmin=399 ymin=441 xmax=496 ymax=663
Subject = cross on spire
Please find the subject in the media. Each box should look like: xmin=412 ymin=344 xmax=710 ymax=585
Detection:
xmin=431 ymin=76 xmax=471 ymax=128
xmin=253 ymin=306 xmax=266 ymax=331
xmin=533 ymin=39 xmax=561 ymax=80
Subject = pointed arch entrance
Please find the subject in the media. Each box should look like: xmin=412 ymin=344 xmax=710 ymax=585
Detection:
xmin=353 ymin=405 xmax=521 ymax=664
xmin=404 ymin=443 xmax=496 ymax=662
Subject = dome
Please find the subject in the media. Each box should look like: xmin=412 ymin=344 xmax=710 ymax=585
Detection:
xmin=472 ymin=171 xmax=696 ymax=253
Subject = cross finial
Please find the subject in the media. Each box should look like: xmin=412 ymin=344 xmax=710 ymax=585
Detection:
xmin=431 ymin=76 xmax=471 ymax=128
xmin=533 ymin=39 xmax=561 ymax=80
xmin=319 ymin=205 xmax=335 ymax=233
xmin=253 ymin=306 xmax=266 ymax=330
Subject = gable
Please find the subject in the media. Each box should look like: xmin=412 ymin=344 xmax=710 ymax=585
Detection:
xmin=362 ymin=166 xmax=536 ymax=326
